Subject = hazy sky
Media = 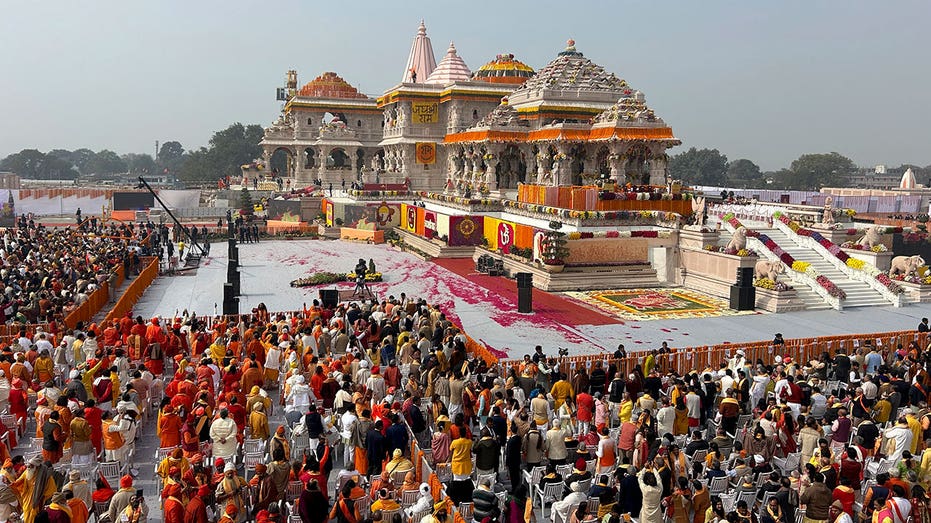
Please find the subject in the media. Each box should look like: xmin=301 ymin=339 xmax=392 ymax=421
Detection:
xmin=2 ymin=1 xmax=929 ymax=171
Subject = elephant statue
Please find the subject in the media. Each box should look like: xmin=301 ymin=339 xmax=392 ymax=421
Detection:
xmin=856 ymin=226 xmax=884 ymax=250
xmin=755 ymin=260 xmax=786 ymax=282
xmin=726 ymin=227 xmax=748 ymax=252
xmin=889 ymin=255 xmax=926 ymax=278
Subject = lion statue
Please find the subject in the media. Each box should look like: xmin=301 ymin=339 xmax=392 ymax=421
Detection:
xmin=821 ymin=196 xmax=835 ymax=226
xmin=726 ymin=227 xmax=748 ymax=252
xmin=889 ymin=255 xmax=926 ymax=278
xmin=755 ymin=260 xmax=786 ymax=282
xmin=856 ymin=226 xmax=884 ymax=250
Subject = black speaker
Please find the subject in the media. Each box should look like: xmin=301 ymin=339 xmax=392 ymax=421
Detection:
xmin=319 ymin=289 xmax=339 ymax=308
xmin=222 ymin=283 xmax=238 ymax=315
xmin=518 ymin=286 xmax=532 ymax=313
xmin=729 ymin=285 xmax=755 ymax=310
xmin=735 ymin=267 xmax=754 ymax=287
xmin=516 ymin=272 xmax=533 ymax=288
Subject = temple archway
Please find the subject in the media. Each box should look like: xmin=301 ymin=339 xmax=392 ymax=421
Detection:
xmin=626 ymin=144 xmax=652 ymax=185
xmin=496 ymin=144 xmax=526 ymax=189
xmin=270 ymin=147 xmax=293 ymax=176
xmin=569 ymin=144 xmax=587 ymax=185
xmin=596 ymin=146 xmax=610 ymax=178
xmin=327 ymin=148 xmax=351 ymax=169
xmin=356 ymin=149 xmax=365 ymax=171
xmin=303 ymin=148 xmax=317 ymax=169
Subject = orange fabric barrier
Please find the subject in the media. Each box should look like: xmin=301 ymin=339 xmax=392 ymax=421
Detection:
xmin=464 ymin=334 xmax=498 ymax=367
xmin=339 ymin=228 xmax=385 ymax=243
xmin=415 ymin=449 xmax=424 ymax=482
xmin=110 ymin=210 xmax=136 ymax=221
xmin=104 ymin=257 xmax=159 ymax=325
xmin=63 ymin=284 xmax=109 ymax=330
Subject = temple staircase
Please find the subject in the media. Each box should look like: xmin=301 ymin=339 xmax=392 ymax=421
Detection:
xmin=758 ymin=228 xmax=890 ymax=308
xmin=717 ymin=229 xmax=830 ymax=311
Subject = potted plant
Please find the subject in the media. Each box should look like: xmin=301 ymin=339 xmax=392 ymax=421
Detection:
xmin=542 ymin=220 xmax=570 ymax=272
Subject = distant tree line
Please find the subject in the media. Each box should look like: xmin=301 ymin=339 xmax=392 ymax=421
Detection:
xmin=0 ymin=122 xmax=268 ymax=183
xmin=668 ymin=147 xmax=931 ymax=191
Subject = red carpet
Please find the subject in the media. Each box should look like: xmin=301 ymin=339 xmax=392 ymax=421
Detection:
xmin=432 ymin=257 xmax=622 ymax=326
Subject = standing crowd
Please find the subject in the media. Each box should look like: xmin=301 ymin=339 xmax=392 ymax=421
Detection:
xmin=0 ymin=275 xmax=929 ymax=523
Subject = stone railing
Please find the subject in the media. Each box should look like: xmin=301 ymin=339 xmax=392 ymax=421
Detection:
xmin=722 ymin=213 xmax=844 ymax=310
xmin=772 ymin=212 xmax=905 ymax=307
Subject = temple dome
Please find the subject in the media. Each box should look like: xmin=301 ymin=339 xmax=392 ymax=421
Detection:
xmin=297 ymin=72 xmax=368 ymax=99
xmin=472 ymin=53 xmax=535 ymax=85
xmin=510 ymin=39 xmax=628 ymax=94
xmin=473 ymin=97 xmax=529 ymax=128
xmin=425 ymin=42 xmax=472 ymax=85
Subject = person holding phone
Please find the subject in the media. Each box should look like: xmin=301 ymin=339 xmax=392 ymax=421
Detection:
xmin=119 ymin=491 xmax=148 ymax=523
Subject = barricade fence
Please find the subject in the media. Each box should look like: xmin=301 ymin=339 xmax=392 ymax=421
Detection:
xmin=104 ymin=257 xmax=159 ymax=325
xmin=499 ymin=329 xmax=930 ymax=378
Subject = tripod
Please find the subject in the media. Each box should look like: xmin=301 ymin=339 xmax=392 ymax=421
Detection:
xmin=351 ymin=277 xmax=375 ymax=300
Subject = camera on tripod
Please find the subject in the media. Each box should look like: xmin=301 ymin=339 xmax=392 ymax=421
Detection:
xmin=557 ymin=347 xmax=570 ymax=357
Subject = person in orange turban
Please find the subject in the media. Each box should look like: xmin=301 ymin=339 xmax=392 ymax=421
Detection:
xmin=163 ymin=483 xmax=185 ymax=523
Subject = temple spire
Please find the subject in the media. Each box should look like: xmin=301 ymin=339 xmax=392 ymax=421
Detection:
xmin=402 ymin=20 xmax=437 ymax=83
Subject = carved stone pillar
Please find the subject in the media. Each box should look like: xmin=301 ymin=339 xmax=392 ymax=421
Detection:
xmin=262 ymin=149 xmax=273 ymax=177
xmin=317 ymin=149 xmax=328 ymax=180
xmin=484 ymin=145 xmax=502 ymax=191
xmin=555 ymin=143 xmax=572 ymax=186
xmin=649 ymin=155 xmax=668 ymax=186
xmin=607 ymin=144 xmax=625 ymax=185
xmin=536 ymin=143 xmax=551 ymax=184
xmin=523 ymin=145 xmax=537 ymax=182
xmin=471 ymin=156 xmax=482 ymax=188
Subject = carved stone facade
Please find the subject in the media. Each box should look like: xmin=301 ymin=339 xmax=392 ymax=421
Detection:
xmin=260 ymin=32 xmax=679 ymax=192
xmin=441 ymin=41 xmax=680 ymax=195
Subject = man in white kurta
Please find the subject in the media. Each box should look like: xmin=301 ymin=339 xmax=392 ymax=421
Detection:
xmin=210 ymin=409 xmax=239 ymax=460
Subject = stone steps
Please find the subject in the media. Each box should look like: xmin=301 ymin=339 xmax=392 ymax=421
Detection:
xmin=471 ymin=248 xmax=659 ymax=291
xmin=760 ymin=228 xmax=892 ymax=308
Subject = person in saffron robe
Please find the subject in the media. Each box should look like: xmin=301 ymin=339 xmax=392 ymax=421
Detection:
xmin=63 ymin=490 xmax=89 ymax=523
xmin=163 ymin=483 xmax=185 ymax=523
xmin=13 ymin=456 xmax=57 ymax=523
xmin=183 ymin=484 xmax=210 ymax=523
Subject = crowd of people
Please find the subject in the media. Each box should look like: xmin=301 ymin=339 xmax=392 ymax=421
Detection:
xmin=0 ymin=224 xmax=150 ymax=326
xmin=0 ymin=274 xmax=930 ymax=523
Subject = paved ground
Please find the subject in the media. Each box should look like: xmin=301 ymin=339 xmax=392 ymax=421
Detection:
xmin=135 ymin=239 xmax=931 ymax=359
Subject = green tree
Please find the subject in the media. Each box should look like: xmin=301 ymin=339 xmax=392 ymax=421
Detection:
xmin=122 ymin=153 xmax=157 ymax=174
xmin=1 ymin=149 xmax=46 ymax=178
xmin=70 ymin=148 xmax=96 ymax=173
xmin=179 ymin=148 xmax=212 ymax=181
xmin=240 ymin=187 xmax=253 ymax=214
xmin=176 ymin=123 xmax=264 ymax=181
xmin=207 ymin=123 xmax=263 ymax=179
xmin=158 ymin=141 xmax=185 ymax=173
xmin=786 ymin=152 xmax=855 ymax=190
xmin=85 ymin=149 xmax=127 ymax=175
xmin=47 ymin=149 xmax=73 ymax=163
xmin=0 ymin=149 xmax=79 ymax=179
xmin=726 ymin=159 xmax=763 ymax=188
xmin=668 ymin=147 xmax=729 ymax=186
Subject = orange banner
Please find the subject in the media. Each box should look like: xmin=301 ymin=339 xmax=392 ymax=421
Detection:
xmin=415 ymin=142 xmax=436 ymax=164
